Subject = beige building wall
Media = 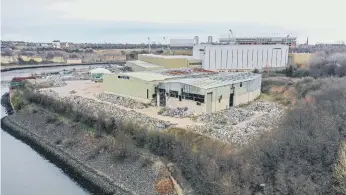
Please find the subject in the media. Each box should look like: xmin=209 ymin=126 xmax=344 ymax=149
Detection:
xmin=1 ymin=56 xmax=18 ymax=64
xmin=288 ymin=53 xmax=313 ymax=68
xmin=166 ymin=98 xmax=206 ymax=114
xmin=103 ymin=74 xmax=157 ymax=103
xmin=138 ymin=55 xmax=201 ymax=69
xmin=51 ymin=57 xmax=65 ymax=63
xmin=127 ymin=62 xmax=163 ymax=72
xmin=234 ymin=89 xmax=261 ymax=106
xmin=20 ymin=56 xmax=43 ymax=62
xmin=66 ymin=59 xmax=82 ymax=64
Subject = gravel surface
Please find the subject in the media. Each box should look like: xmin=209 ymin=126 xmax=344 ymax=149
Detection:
xmin=96 ymin=93 xmax=147 ymax=109
xmin=35 ymin=75 xmax=67 ymax=88
xmin=158 ymin=107 xmax=195 ymax=118
xmin=191 ymin=101 xmax=285 ymax=146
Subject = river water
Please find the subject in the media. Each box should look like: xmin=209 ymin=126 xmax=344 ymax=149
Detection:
xmin=1 ymin=65 xmax=105 ymax=195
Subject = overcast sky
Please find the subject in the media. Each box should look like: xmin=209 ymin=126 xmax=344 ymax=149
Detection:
xmin=1 ymin=0 xmax=345 ymax=44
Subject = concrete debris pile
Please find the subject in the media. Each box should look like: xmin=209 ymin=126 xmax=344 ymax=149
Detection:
xmin=96 ymin=93 xmax=146 ymax=109
xmin=35 ymin=75 xmax=67 ymax=88
xmin=70 ymin=72 xmax=91 ymax=80
xmin=104 ymin=65 xmax=122 ymax=73
xmin=158 ymin=107 xmax=194 ymax=118
xmin=196 ymin=107 xmax=255 ymax=125
xmin=39 ymin=91 xmax=170 ymax=130
xmin=191 ymin=101 xmax=285 ymax=146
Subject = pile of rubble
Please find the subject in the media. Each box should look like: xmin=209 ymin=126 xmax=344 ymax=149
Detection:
xmin=158 ymin=107 xmax=194 ymax=118
xmin=196 ymin=107 xmax=255 ymax=125
xmin=96 ymin=93 xmax=147 ymax=109
xmin=191 ymin=101 xmax=285 ymax=146
xmin=35 ymin=75 xmax=67 ymax=88
xmin=38 ymin=90 xmax=170 ymax=130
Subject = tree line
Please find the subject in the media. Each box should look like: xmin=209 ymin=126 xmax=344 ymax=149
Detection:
xmin=18 ymin=77 xmax=346 ymax=194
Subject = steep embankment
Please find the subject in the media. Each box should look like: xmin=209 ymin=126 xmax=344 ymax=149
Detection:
xmin=1 ymin=105 xmax=169 ymax=195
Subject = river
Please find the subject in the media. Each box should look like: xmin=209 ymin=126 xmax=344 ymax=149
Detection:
xmin=1 ymin=65 xmax=105 ymax=195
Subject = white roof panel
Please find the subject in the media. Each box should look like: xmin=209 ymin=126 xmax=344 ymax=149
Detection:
xmin=164 ymin=72 xmax=261 ymax=89
xmin=89 ymin=68 xmax=111 ymax=74
xmin=122 ymin=72 xmax=173 ymax=81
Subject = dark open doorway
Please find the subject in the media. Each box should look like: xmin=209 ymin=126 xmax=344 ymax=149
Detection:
xmin=159 ymin=88 xmax=166 ymax=106
xmin=229 ymin=93 xmax=234 ymax=107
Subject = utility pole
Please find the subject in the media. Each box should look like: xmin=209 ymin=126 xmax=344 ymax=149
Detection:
xmin=148 ymin=37 xmax=151 ymax=54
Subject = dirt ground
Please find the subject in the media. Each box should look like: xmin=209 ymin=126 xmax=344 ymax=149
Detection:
xmin=42 ymin=80 xmax=202 ymax=129
xmin=42 ymin=80 xmax=284 ymax=145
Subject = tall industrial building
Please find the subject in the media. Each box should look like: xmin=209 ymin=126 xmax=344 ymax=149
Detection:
xmin=170 ymin=39 xmax=195 ymax=49
xmin=219 ymin=37 xmax=297 ymax=47
xmin=193 ymin=44 xmax=289 ymax=70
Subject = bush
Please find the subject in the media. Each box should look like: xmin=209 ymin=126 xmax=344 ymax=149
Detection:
xmin=138 ymin=156 xmax=153 ymax=167
xmin=45 ymin=114 xmax=58 ymax=123
xmin=19 ymin=81 xmax=346 ymax=194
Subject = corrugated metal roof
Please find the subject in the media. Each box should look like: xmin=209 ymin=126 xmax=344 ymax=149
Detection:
xmin=120 ymin=68 xmax=215 ymax=82
xmin=127 ymin=60 xmax=162 ymax=68
xmin=164 ymin=72 xmax=261 ymax=89
xmin=122 ymin=72 xmax=173 ymax=81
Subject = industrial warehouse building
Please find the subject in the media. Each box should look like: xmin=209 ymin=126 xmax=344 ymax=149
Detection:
xmin=103 ymin=68 xmax=261 ymax=113
xmin=138 ymin=54 xmax=202 ymax=69
xmin=158 ymin=72 xmax=261 ymax=113
xmin=193 ymin=44 xmax=289 ymax=71
xmin=103 ymin=68 xmax=215 ymax=103
xmin=126 ymin=60 xmax=163 ymax=72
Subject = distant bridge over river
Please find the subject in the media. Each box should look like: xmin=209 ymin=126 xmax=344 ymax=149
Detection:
xmin=1 ymin=61 xmax=126 ymax=72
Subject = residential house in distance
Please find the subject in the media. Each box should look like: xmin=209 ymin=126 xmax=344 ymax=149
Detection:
xmin=66 ymin=58 xmax=82 ymax=64
xmin=20 ymin=55 xmax=43 ymax=63
xmin=51 ymin=56 xmax=66 ymax=63
xmin=1 ymin=56 xmax=18 ymax=64
xmin=52 ymin=40 xmax=61 ymax=49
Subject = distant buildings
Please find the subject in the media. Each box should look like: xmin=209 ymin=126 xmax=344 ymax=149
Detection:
xmin=1 ymin=56 xmax=18 ymax=64
xmin=52 ymin=40 xmax=72 ymax=49
xmin=219 ymin=37 xmax=297 ymax=47
xmin=66 ymin=59 xmax=82 ymax=64
xmin=19 ymin=55 xmax=43 ymax=63
xmin=193 ymin=44 xmax=289 ymax=70
xmin=170 ymin=39 xmax=195 ymax=49
xmin=52 ymin=40 xmax=61 ymax=49
xmin=315 ymin=43 xmax=345 ymax=48
xmin=170 ymin=37 xmax=199 ymax=49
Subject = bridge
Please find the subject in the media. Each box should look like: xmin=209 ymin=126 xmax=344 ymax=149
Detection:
xmin=1 ymin=61 xmax=126 ymax=72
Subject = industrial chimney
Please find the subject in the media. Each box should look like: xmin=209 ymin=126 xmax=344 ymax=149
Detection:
xmin=208 ymin=36 xmax=213 ymax=44
xmin=194 ymin=36 xmax=199 ymax=45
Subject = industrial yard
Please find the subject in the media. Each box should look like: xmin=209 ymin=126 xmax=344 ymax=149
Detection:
xmin=22 ymin=43 xmax=291 ymax=146
xmin=36 ymin=74 xmax=284 ymax=146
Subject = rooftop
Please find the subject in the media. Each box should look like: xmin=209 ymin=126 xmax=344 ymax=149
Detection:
xmin=139 ymin=54 xmax=198 ymax=60
xmin=120 ymin=68 xmax=216 ymax=82
xmin=122 ymin=72 xmax=174 ymax=81
xmin=127 ymin=60 xmax=162 ymax=68
xmin=164 ymin=72 xmax=261 ymax=89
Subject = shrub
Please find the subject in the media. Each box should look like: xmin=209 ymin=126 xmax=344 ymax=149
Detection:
xmin=138 ymin=156 xmax=153 ymax=167
xmin=45 ymin=114 xmax=58 ymax=123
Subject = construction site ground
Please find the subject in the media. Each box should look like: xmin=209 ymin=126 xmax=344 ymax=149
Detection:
xmin=41 ymin=80 xmax=285 ymax=145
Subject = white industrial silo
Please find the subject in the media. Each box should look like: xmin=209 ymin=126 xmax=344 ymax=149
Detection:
xmin=208 ymin=36 xmax=213 ymax=44
xmin=194 ymin=36 xmax=199 ymax=45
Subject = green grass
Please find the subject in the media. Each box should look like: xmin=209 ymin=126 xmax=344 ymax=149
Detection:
xmin=259 ymin=93 xmax=275 ymax=101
